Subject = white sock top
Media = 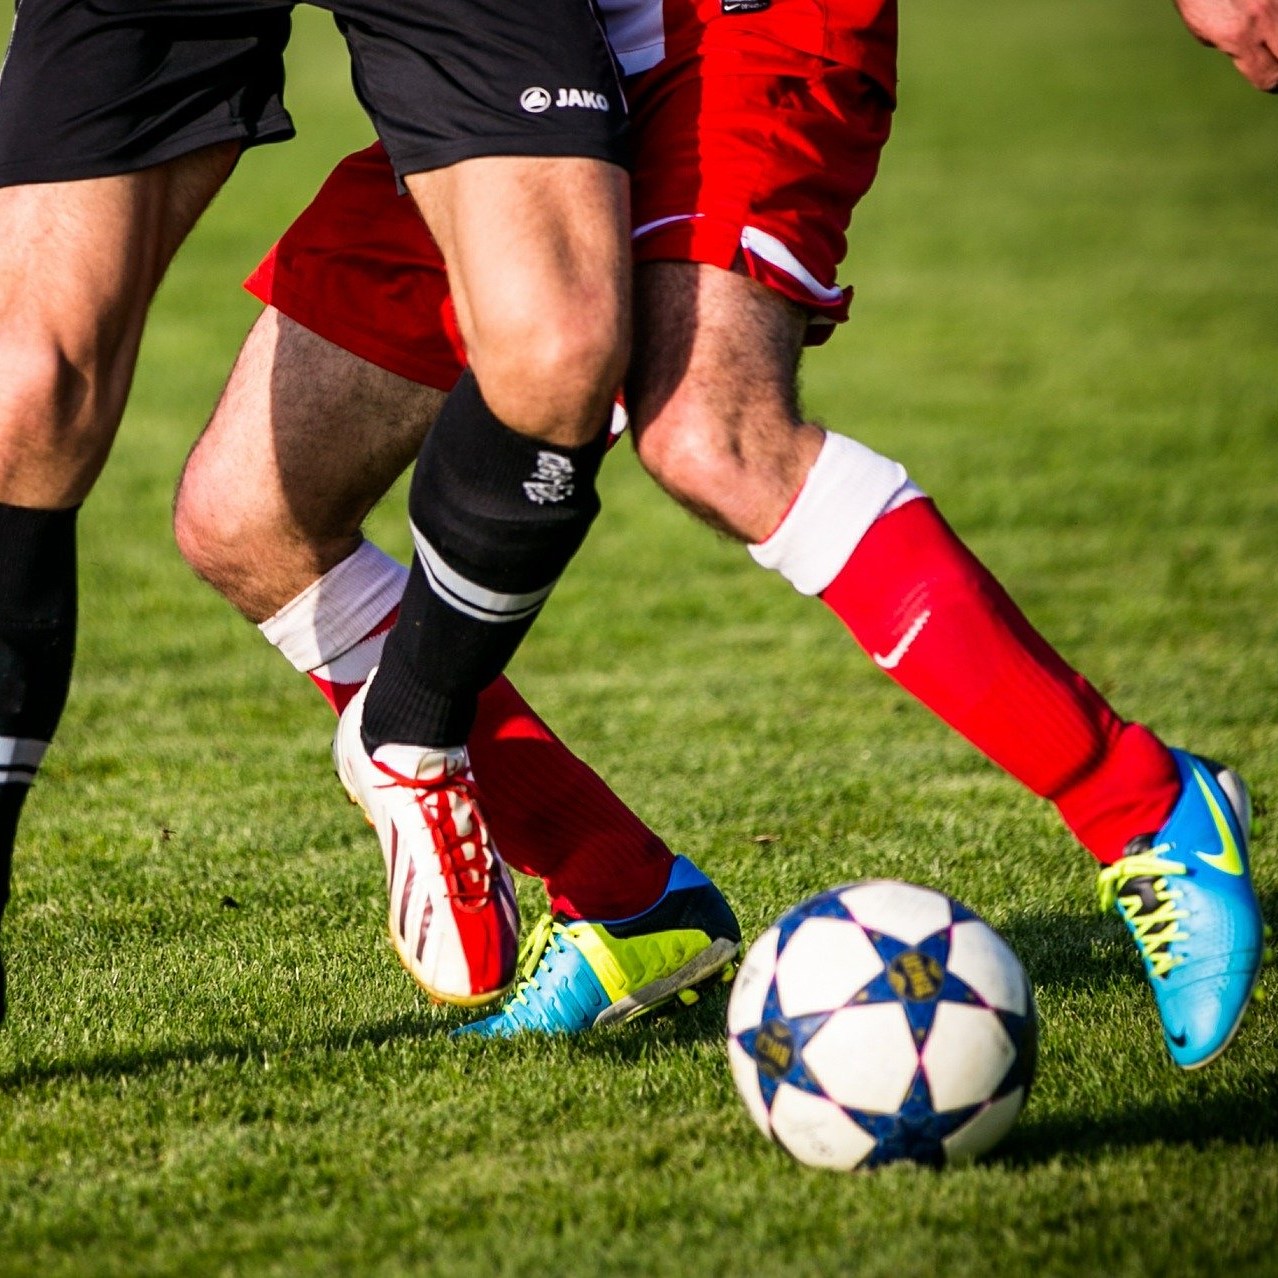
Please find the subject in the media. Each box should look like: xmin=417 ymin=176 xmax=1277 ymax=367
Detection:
xmin=258 ymin=540 xmax=409 ymax=673
xmin=748 ymin=431 xmax=921 ymax=596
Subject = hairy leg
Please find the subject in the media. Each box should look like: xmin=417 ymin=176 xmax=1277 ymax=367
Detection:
xmin=175 ymin=307 xmax=441 ymax=620
xmin=628 ymin=258 xmax=1181 ymax=862
xmin=627 ymin=261 xmax=819 ymax=543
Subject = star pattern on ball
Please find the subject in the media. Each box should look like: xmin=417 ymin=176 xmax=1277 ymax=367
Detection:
xmin=727 ymin=882 xmax=1037 ymax=1170
xmin=849 ymin=923 xmax=986 ymax=1045
xmin=851 ymin=1070 xmax=983 ymax=1169
xmin=736 ymin=1009 xmax=834 ymax=1111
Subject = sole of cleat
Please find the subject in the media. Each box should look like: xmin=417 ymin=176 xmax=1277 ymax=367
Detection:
xmin=596 ymin=938 xmax=741 ymax=1028
xmin=677 ymin=957 xmax=740 ymax=1007
xmin=337 ymin=774 xmax=374 ymax=828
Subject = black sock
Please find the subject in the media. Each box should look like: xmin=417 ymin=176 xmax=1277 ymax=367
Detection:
xmin=364 ymin=370 xmax=608 ymax=750
xmin=0 ymin=502 xmax=78 ymax=1021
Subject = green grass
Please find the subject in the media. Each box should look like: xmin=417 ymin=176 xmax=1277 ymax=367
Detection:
xmin=3 ymin=2 xmax=1277 ymax=1273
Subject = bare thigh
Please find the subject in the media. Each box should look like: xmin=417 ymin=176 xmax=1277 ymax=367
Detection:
xmin=627 ymin=261 xmax=824 ymax=543
xmin=0 ymin=143 xmax=239 ymax=507
xmin=406 ymin=156 xmax=630 ymax=443
xmin=175 ymin=308 xmax=446 ymax=621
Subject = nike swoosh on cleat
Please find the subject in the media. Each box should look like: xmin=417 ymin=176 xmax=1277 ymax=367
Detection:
xmin=873 ymin=609 xmax=932 ymax=671
xmin=1192 ymin=769 xmax=1245 ymax=876
xmin=1167 ymin=1028 xmax=1189 ymax=1048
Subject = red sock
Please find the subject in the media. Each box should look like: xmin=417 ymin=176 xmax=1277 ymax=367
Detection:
xmin=308 ymin=609 xmax=398 ymax=713
xmin=819 ymin=499 xmax=1180 ymax=862
xmin=467 ymin=678 xmax=674 ymax=919
xmin=298 ymin=602 xmax=672 ymax=917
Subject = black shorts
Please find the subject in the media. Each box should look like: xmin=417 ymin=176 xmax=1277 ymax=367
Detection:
xmin=0 ymin=0 xmax=627 ymax=187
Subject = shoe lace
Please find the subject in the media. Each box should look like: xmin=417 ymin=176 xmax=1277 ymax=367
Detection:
xmin=503 ymin=914 xmax=570 ymax=1010
xmin=374 ymin=762 xmax=494 ymax=909
xmin=1097 ymin=847 xmax=1189 ymax=979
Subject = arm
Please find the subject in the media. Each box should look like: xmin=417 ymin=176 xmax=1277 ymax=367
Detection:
xmin=1174 ymin=0 xmax=1278 ymax=90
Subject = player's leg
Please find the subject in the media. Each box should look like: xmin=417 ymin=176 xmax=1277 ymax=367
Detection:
xmin=635 ymin=263 xmax=1264 ymax=1067
xmin=361 ymin=164 xmax=629 ymax=757
xmin=0 ymin=0 xmax=293 ymax=1020
xmin=293 ymin=0 xmax=633 ymax=1003
xmin=0 ymin=145 xmax=240 ymax=1020
xmin=175 ymin=303 xmax=734 ymax=1023
xmin=624 ymin=31 xmax=1263 ymax=1067
xmin=175 ymin=306 xmax=437 ymax=624
xmin=397 ymin=151 xmax=742 ymax=1028
xmin=363 ymin=154 xmax=630 ymax=766
xmin=631 ymin=258 xmax=1185 ymax=858
xmin=177 ymin=304 xmax=523 ymax=1003
xmin=175 ymin=126 xmax=738 ymax=1025
xmin=328 ymin=0 xmax=630 ymax=765
xmin=176 ymin=301 xmax=673 ymax=910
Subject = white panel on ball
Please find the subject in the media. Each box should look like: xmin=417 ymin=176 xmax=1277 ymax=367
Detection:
xmin=804 ymin=1003 xmax=918 ymax=1113
xmin=726 ymin=1036 xmax=775 ymax=1140
xmin=946 ymin=919 xmax=1029 ymax=1015
xmin=839 ymin=880 xmax=953 ymax=944
xmin=942 ymin=1088 xmax=1025 ymax=1164
xmin=775 ymin=918 xmax=884 ymax=1018
xmin=726 ymin=926 xmax=780 ymax=1035
xmin=921 ymin=1002 xmax=1016 ymax=1112
xmin=768 ymin=1084 xmax=878 ymax=1171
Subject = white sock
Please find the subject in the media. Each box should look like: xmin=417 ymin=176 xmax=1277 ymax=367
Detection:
xmin=258 ymin=540 xmax=409 ymax=683
xmin=748 ymin=431 xmax=923 ymax=595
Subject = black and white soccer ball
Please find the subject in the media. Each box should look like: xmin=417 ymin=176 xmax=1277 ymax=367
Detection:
xmin=727 ymin=880 xmax=1036 ymax=1170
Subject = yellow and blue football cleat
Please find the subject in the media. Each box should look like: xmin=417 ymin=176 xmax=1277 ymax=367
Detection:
xmin=453 ymin=857 xmax=740 ymax=1037
xmin=1098 ymin=749 xmax=1268 ymax=1069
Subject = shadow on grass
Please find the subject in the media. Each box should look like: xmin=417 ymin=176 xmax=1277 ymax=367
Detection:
xmin=995 ymin=910 xmax=1128 ymax=993
xmin=982 ymin=885 xmax=1278 ymax=995
xmin=446 ymin=988 xmax=734 ymax=1067
xmin=997 ymin=1070 xmax=1278 ymax=1165
xmin=6 ymin=889 xmax=1269 ymax=1094
xmin=0 ymin=1009 xmax=449 ymax=1093
xmin=1 ymin=987 xmax=735 ymax=1092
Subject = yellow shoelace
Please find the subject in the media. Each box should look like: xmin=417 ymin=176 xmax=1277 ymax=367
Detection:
xmin=1097 ymin=851 xmax=1189 ymax=979
xmin=505 ymin=914 xmax=569 ymax=1007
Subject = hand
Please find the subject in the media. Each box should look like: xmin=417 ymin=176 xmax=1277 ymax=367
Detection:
xmin=1174 ymin=0 xmax=1278 ymax=90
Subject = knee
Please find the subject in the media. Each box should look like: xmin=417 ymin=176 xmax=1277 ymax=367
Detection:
xmin=0 ymin=327 xmax=121 ymax=501
xmin=633 ymin=400 xmax=739 ymax=512
xmin=175 ymin=433 xmax=364 ymax=619
xmin=468 ymin=296 xmax=630 ymax=446
xmin=172 ymin=445 xmax=268 ymax=596
xmin=173 ymin=458 xmax=234 ymax=590
xmin=0 ymin=329 xmax=82 ymax=419
xmin=633 ymin=390 xmax=826 ymax=544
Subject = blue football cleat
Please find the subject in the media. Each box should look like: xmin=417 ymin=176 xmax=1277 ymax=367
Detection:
xmin=453 ymin=856 xmax=740 ymax=1038
xmin=1098 ymin=749 xmax=1268 ymax=1069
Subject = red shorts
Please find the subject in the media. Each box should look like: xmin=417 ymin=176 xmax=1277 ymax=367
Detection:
xmin=246 ymin=1 xmax=897 ymax=389
xmin=245 ymin=144 xmax=464 ymax=388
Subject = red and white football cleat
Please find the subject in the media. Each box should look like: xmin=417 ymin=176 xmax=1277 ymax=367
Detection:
xmin=333 ymin=675 xmax=519 ymax=1005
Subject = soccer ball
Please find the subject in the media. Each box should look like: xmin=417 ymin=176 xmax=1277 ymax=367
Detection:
xmin=726 ymin=880 xmax=1037 ymax=1170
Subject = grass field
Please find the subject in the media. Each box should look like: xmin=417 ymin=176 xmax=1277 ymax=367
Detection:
xmin=2 ymin=3 xmax=1277 ymax=1273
